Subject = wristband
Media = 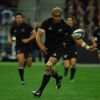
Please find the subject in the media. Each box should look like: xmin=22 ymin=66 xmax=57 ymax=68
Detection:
xmin=86 ymin=46 xmax=90 ymax=50
xmin=81 ymin=42 xmax=86 ymax=47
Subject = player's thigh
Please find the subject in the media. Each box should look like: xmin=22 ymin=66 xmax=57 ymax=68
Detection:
xmin=70 ymin=58 xmax=77 ymax=66
xmin=16 ymin=53 xmax=24 ymax=65
xmin=63 ymin=60 xmax=70 ymax=67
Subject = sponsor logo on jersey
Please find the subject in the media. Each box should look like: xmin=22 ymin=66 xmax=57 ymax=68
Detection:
xmin=48 ymin=27 xmax=52 ymax=30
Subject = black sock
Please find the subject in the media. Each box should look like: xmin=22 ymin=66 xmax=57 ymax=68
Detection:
xmin=18 ymin=67 xmax=24 ymax=81
xmin=39 ymin=74 xmax=51 ymax=92
xmin=52 ymin=70 xmax=59 ymax=81
xmin=23 ymin=61 xmax=26 ymax=68
xmin=70 ymin=68 xmax=76 ymax=80
xmin=64 ymin=67 xmax=69 ymax=74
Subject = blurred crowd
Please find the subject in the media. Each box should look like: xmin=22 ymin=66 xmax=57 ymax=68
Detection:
xmin=0 ymin=0 xmax=18 ymax=60
xmin=0 ymin=0 xmax=18 ymax=25
xmin=64 ymin=0 xmax=100 ymax=38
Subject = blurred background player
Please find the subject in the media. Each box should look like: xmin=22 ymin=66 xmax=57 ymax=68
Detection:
xmin=91 ymin=22 xmax=100 ymax=63
xmin=62 ymin=15 xmax=79 ymax=82
xmin=8 ymin=13 xmax=36 ymax=85
xmin=32 ymin=7 xmax=97 ymax=97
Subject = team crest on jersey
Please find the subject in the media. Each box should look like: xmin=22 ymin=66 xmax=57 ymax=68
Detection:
xmin=63 ymin=42 xmax=66 ymax=46
xmin=53 ymin=53 xmax=57 ymax=57
xmin=21 ymin=29 xmax=25 ymax=32
xmin=48 ymin=27 xmax=52 ymax=30
xmin=65 ymin=32 xmax=68 ymax=35
xmin=75 ymin=52 xmax=78 ymax=55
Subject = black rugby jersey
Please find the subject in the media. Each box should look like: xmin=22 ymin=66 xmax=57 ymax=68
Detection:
xmin=40 ymin=18 xmax=72 ymax=49
xmin=63 ymin=24 xmax=79 ymax=49
xmin=10 ymin=22 xmax=33 ymax=47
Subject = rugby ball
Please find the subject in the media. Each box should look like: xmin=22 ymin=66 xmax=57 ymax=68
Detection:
xmin=71 ymin=29 xmax=85 ymax=40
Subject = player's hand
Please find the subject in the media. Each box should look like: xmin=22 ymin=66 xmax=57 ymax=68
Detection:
xmin=40 ymin=45 xmax=48 ymax=54
xmin=22 ymin=39 xmax=29 ymax=43
xmin=8 ymin=38 xmax=12 ymax=44
xmin=93 ymin=43 xmax=97 ymax=46
xmin=88 ymin=44 xmax=97 ymax=51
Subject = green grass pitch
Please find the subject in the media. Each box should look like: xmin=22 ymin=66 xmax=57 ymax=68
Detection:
xmin=0 ymin=62 xmax=100 ymax=100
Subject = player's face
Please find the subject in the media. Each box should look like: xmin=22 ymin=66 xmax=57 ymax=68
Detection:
xmin=15 ymin=15 xmax=24 ymax=24
xmin=66 ymin=18 xmax=74 ymax=27
xmin=52 ymin=13 xmax=62 ymax=23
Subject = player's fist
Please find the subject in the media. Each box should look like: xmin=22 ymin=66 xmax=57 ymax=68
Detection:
xmin=89 ymin=44 xmax=97 ymax=51
xmin=40 ymin=45 xmax=48 ymax=54
xmin=22 ymin=39 xmax=29 ymax=43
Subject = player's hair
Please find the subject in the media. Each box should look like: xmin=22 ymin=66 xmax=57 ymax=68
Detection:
xmin=52 ymin=7 xmax=62 ymax=15
xmin=15 ymin=13 xmax=23 ymax=18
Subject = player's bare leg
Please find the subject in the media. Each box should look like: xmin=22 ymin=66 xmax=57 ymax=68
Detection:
xmin=63 ymin=60 xmax=70 ymax=76
xmin=32 ymin=57 xmax=63 ymax=96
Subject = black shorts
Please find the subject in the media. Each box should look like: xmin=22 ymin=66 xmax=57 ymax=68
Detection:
xmin=15 ymin=46 xmax=32 ymax=58
xmin=62 ymin=48 xmax=78 ymax=60
xmin=44 ymin=48 xmax=63 ymax=63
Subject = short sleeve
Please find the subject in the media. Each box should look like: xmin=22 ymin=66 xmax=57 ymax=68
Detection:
xmin=27 ymin=24 xmax=33 ymax=33
xmin=40 ymin=21 xmax=47 ymax=30
xmin=10 ymin=26 xmax=14 ymax=36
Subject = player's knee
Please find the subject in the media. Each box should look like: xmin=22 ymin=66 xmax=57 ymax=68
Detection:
xmin=45 ymin=61 xmax=53 ymax=75
xmin=26 ymin=60 xmax=32 ymax=67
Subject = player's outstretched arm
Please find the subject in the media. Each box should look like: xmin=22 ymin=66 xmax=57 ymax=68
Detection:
xmin=75 ymin=39 xmax=97 ymax=51
xmin=36 ymin=28 xmax=48 ymax=54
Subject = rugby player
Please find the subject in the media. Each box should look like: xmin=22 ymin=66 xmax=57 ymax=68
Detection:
xmin=8 ymin=13 xmax=36 ymax=85
xmin=91 ymin=22 xmax=100 ymax=63
xmin=32 ymin=7 xmax=97 ymax=97
xmin=62 ymin=15 xmax=79 ymax=82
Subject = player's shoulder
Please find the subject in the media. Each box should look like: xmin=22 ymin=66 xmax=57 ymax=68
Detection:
xmin=10 ymin=22 xmax=16 ymax=30
xmin=23 ymin=22 xmax=33 ymax=29
xmin=42 ymin=18 xmax=52 ymax=24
